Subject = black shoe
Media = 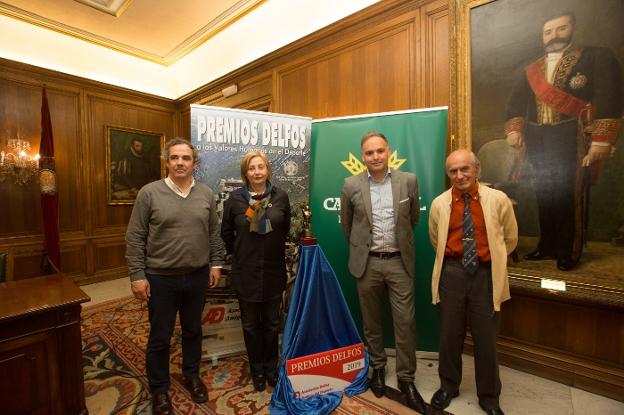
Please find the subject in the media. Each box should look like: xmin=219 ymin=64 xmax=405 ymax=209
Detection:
xmin=430 ymin=388 xmax=459 ymax=410
xmin=252 ymin=373 xmax=266 ymax=391
xmin=369 ymin=367 xmax=386 ymax=398
xmin=557 ymin=257 xmax=577 ymax=271
xmin=266 ymin=370 xmax=278 ymax=387
xmin=523 ymin=249 xmax=554 ymax=260
xmin=398 ymin=380 xmax=428 ymax=414
xmin=479 ymin=403 xmax=505 ymax=415
xmin=184 ymin=377 xmax=208 ymax=403
xmin=152 ymin=393 xmax=173 ymax=415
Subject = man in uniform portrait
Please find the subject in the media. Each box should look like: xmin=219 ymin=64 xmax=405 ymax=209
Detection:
xmin=505 ymin=11 xmax=623 ymax=270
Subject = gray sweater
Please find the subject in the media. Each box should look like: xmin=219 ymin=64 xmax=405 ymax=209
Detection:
xmin=125 ymin=179 xmax=225 ymax=281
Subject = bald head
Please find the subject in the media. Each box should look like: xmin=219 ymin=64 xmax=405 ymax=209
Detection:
xmin=446 ymin=149 xmax=480 ymax=193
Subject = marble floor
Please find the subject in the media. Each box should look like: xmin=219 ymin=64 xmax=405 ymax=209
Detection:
xmin=81 ymin=278 xmax=624 ymax=415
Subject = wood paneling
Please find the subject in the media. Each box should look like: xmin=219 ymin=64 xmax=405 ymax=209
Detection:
xmin=277 ymin=26 xmax=413 ymax=118
xmin=0 ymin=58 xmax=176 ymax=284
xmin=420 ymin=1 xmax=449 ymax=107
xmin=12 ymin=242 xmax=87 ymax=280
xmin=0 ymin=82 xmax=82 ymax=237
xmin=500 ymin=293 xmax=624 ymax=365
xmin=94 ymin=238 xmax=127 ymax=271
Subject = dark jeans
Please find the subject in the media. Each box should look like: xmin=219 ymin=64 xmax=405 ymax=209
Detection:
xmin=438 ymin=259 xmax=501 ymax=409
xmin=238 ymin=297 xmax=282 ymax=377
xmin=146 ymin=268 xmax=208 ymax=394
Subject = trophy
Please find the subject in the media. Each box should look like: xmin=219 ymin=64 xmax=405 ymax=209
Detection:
xmin=300 ymin=204 xmax=317 ymax=245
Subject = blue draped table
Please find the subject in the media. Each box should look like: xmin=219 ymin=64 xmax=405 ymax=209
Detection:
xmin=270 ymin=243 xmax=369 ymax=414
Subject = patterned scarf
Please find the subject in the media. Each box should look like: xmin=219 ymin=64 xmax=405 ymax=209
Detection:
xmin=244 ymin=182 xmax=273 ymax=234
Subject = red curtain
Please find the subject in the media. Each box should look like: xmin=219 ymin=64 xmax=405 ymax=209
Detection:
xmin=40 ymin=87 xmax=61 ymax=271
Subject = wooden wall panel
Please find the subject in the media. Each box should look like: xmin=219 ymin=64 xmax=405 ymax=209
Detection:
xmin=0 ymin=81 xmax=41 ymax=235
xmin=277 ymin=27 xmax=412 ymax=118
xmin=0 ymin=81 xmax=83 ymax=237
xmin=500 ymin=295 xmax=624 ymax=365
xmin=421 ymin=1 xmax=449 ymax=107
xmin=94 ymin=239 xmax=127 ymax=271
xmin=0 ymin=59 xmax=176 ymax=284
xmin=12 ymin=244 xmax=86 ymax=280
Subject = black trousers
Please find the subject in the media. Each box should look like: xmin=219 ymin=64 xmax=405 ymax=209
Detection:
xmin=525 ymin=122 xmax=579 ymax=260
xmin=438 ymin=259 xmax=501 ymax=409
xmin=238 ymin=297 xmax=282 ymax=377
xmin=145 ymin=268 xmax=208 ymax=394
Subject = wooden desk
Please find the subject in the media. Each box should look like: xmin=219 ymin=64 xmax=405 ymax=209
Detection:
xmin=0 ymin=273 xmax=90 ymax=414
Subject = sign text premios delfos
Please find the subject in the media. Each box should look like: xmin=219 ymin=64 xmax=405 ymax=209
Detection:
xmin=196 ymin=115 xmax=308 ymax=149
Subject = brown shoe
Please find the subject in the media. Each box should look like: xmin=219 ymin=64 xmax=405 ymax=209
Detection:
xmin=184 ymin=377 xmax=208 ymax=403
xmin=152 ymin=393 xmax=173 ymax=415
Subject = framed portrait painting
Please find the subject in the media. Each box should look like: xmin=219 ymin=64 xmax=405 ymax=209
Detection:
xmin=450 ymin=0 xmax=624 ymax=305
xmin=106 ymin=126 xmax=165 ymax=205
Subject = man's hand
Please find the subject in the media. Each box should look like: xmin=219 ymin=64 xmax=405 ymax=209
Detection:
xmin=587 ymin=143 xmax=611 ymax=164
xmin=131 ymin=279 xmax=150 ymax=301
xmin=506 ymin=131 xmax=525 ymax=149
xmin=209 ymin=267 xmax=222 ymax=288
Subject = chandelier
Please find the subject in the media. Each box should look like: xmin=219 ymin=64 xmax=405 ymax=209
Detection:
xmin=0 ymin=138 xmax=40 ymax=185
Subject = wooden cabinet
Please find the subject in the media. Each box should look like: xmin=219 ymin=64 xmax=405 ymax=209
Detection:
xmin=0 ymin=274 xmax=90 ymax=414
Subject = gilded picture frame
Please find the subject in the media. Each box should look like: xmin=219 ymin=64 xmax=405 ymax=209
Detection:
xmin=106 ymin=126 xmax=165 ymax=205
xmin=449 ymin=0 xmax=624 ymax=307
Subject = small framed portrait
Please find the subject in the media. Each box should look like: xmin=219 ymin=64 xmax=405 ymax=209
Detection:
xmin=106 ymin=126 xmax=165 ymax=205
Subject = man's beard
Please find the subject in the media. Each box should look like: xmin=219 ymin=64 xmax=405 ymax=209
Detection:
xmin=544 ymin=37 xmax=571 ymax=53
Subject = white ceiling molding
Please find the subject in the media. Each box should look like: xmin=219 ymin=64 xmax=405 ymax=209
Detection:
xmin=74 ymin=0 xmax=134 ymax=17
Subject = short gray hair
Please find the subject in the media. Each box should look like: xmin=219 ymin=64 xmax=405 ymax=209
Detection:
xmin=162 ymin=137 xmax=199 ymax=162
xmin=360 ymin=131 xmax=388 ymax=147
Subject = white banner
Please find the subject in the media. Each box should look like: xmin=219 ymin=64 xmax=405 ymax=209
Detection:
xmin=190 ymin=105 xmax=312 ymax=212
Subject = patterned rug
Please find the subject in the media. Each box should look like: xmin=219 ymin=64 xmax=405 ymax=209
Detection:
xmin=81 ymin=297 xmax=449 ymax=414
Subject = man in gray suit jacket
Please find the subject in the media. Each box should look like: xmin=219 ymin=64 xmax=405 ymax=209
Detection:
xmin=340 ymin=131 xmax=427 ymax=414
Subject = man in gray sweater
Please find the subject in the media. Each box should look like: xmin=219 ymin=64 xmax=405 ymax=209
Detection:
xmin=126 ymin=138 xmax=224 ymax=415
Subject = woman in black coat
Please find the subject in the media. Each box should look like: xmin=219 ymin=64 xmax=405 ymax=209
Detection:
xmin=220 ymin=151 xmax=291 ymax=391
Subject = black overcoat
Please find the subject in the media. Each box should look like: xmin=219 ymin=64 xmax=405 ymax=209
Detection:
xmin=220 ymin=185 xmax=291 ymax=302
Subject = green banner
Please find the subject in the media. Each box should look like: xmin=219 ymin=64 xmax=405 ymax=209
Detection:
xmin=310 ymin=108 xmax=447 ymax=352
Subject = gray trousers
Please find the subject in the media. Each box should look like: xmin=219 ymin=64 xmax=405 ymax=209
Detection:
xmin=356 ymin=256 xmax=417 ymax=381
xmin=438 ymin=258 xmax=501 ymax=409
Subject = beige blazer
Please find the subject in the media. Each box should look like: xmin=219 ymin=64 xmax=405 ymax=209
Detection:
xmin=340 ymin=169 xmax=419 ymax=278
xmin=429 ymin=184 xmax=518 ymax=311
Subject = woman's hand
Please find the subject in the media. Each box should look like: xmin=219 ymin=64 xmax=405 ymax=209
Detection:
xmin=209 ymin=267 xmax=222 ymax=288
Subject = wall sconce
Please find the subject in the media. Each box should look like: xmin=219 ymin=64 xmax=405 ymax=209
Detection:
xmin=0 ymin=138 xmax=40 ymax=185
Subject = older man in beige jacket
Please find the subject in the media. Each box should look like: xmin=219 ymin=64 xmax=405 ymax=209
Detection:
xmin=428 ymin=149 xmax=517 ymax=415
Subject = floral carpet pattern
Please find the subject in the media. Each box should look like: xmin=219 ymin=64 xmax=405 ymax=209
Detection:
xmin=81 ymin=297 xmax=447 ymax=414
